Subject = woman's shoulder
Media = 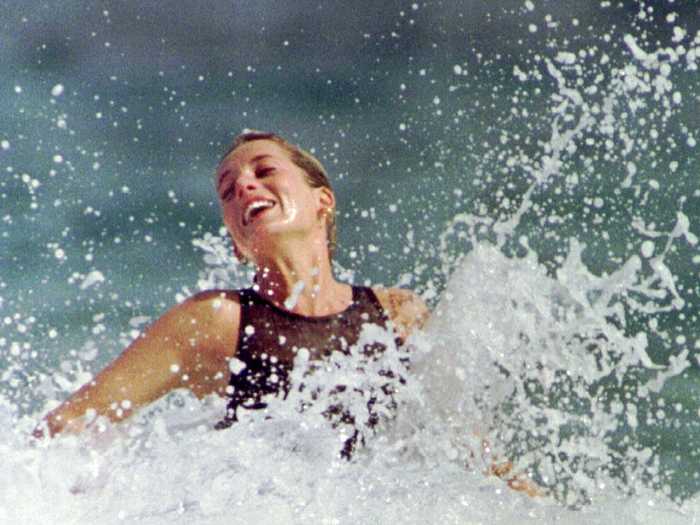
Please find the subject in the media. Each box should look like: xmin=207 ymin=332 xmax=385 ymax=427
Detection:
xmin=168 ymin=289 xmax=244 ymax=332
xmin=169 ymin=289 xmax=243 ymax=369
xmin=371 ymin=286 xmax=430 ymax=340
xmin=187 ymin=288 xmax=243 ymax=305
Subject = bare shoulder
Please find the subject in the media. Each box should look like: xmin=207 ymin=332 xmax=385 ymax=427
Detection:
xmin=163 ymin=289 xmax=240 ymax=336
xmin=164 ymin=289 xmax=242 ymax=395
xmin=372 ymin=287 xmax=430 ymax=341
xmin=183 ymin=289 xmax=241 ymax=318
xmin=176 ymin=289 xmax=241 ymax=351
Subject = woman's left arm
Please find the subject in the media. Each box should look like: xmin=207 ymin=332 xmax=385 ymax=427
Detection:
xmin=375 ymin=287 xmax=544 ymax=497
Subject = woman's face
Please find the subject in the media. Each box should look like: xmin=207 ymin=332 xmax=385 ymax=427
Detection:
xmin=216 ymin=139 xmax=333 ymax=262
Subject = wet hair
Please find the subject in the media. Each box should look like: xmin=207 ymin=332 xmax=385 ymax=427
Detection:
xmin=220 ymin=131 xmax=337 ymax=260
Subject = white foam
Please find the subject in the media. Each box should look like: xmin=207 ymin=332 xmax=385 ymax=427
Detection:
xmin=79 ymin=271 xmax=105 ymax=290
xmin=51 ymin=84 xmax=65 ymax=97
xmin=2 ymin=246 xmax=693 ymax=523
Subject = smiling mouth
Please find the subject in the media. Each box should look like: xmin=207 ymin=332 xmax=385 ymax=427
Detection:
xmin=243 ymin=200 xmax=275 ymax=226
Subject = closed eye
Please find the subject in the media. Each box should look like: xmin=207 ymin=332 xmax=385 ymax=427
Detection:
xmin=217 ymin=164 xmax=275 ymax=201
xmin=220 ymin=185 xmax=234 ymax=201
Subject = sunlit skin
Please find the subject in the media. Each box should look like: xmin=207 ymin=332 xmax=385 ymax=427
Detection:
xmin=36 ymin=138 xmax=429 ymax=440
xmin=216 ymin=139 xmax=352 ymax=316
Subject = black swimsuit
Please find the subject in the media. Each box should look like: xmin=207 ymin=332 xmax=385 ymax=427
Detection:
xmin=216 ymin=286 xmax=401 ymax=457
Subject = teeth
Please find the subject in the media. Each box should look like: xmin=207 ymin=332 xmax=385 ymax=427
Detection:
xmin=243 ymin=200 xmax=274 ymax=225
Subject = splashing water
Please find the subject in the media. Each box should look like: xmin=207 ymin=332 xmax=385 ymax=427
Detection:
xmin=2 ymin=3 xmax=700 ymax=524
xmin=424 ymin=9 xmax=700 ymax=507
xmin=4 ymin=244 xmax=699 ymax=523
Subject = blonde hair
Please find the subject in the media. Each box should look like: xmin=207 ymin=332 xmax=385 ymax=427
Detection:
xmin=220 ymin=131 xmax=337 ymax=259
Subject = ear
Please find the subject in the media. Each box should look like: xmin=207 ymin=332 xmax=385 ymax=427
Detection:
xmin=317 ymin=187 xmax=335 ymax=214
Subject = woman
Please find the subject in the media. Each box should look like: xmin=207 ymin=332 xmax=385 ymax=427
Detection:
xmin=36 ymin=131 xmax=429 ymax=446
xmin=36 ymin=131 xmax=542 ymax=495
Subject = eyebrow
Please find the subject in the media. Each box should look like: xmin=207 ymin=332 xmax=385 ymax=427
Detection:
xmin=216 ymin=154 xmax=274 ymax=190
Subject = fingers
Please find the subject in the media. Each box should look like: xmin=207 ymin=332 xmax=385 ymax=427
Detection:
xmin=506 ymin=476 xmax=546 ymax=498
xmin=489 ymin=460 xmax=547 ymax=498
xmin=489 ymin=460 xmax=514 ymax=478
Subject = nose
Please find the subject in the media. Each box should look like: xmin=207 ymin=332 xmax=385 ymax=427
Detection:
xmin=235 ymin=171 xmax=260 ymax=200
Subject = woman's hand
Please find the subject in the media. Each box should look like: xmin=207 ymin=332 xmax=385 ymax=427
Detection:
xmin=489 ymin=460 xmax=546 ymax=498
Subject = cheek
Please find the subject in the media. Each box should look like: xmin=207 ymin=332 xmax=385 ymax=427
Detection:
xmin=220 ymin=203 xmax=240 ymax=231
xmin=220 ymin=198 xmax=236 ymax=215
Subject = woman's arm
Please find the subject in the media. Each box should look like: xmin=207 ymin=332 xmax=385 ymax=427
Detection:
xmin=375 ymin=287 xmax=543 ymax=497
xmin=35 ymin=290 xmax=239 ymax=438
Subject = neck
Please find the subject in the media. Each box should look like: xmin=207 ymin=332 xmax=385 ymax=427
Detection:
xmin=251 ymin=240 xmax=350 ymax=316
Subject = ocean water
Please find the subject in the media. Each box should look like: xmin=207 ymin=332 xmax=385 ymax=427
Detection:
xmin=2 ymin=1 xmax=700 ymax=523
xmin=3 ymin=245 xmax=700 ymax=524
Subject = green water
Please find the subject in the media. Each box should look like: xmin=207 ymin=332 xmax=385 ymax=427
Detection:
xmin=1 ymin=0 xmax=699 ymax=500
